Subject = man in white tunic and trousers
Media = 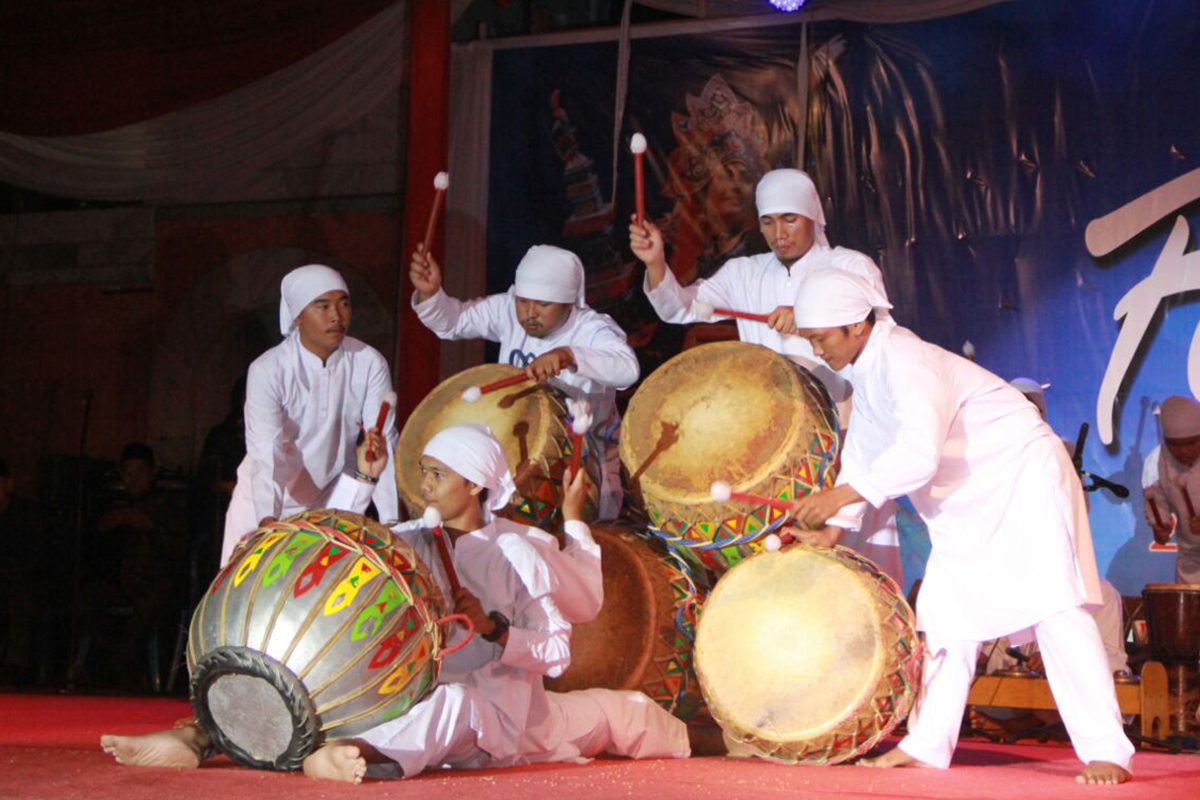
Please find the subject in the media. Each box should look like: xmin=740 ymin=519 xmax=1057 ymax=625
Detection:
xmin=787 ymin=269 xmax=1134 ymax=785
xmin=629 ymin=167 xmax=903 ymax=584
xmin=1143 ymin=394 xmax=1200 ymax=584
xmin=220 ymin=264 xmax=400 ymax=566
xmin=409 ymin=243 xmax=638 ymax=522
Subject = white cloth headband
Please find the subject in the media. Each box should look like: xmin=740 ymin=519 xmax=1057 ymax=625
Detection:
xmin=755 ymin=168 xmax=829 ymax=247
xmin=794 ymin=269 xmax=892 ymax=328
xmin=422 ymin=424 xmax=517 ymax=512
xmin=513 ymin=245 xmax=587 ymax=307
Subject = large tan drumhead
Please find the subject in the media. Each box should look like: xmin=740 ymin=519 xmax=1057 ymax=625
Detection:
xmin=695 ymin=546 xmax=884 ymax=742
xmin=620 ymin=342 xmax=823 ymax=505
xmin=396 ymin=364 xmax=565 ymax=515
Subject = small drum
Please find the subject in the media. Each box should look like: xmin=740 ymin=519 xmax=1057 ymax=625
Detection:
xmin=620 ymin=341 xmax=840 ymax=572
xmin=187 ymin=511 xmax=462 ymax=770
xmin=694 ymin=545 xmax=920 ymax=764
xmin=1142 ymin=583 xmax=1200 ymax=663
xmin=545 ymin=523 xmax=711 ymax=721
xmin=398 ymin=363 xmax=600 ymax=528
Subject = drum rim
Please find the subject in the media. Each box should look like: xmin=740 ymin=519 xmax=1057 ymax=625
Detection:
xmin=1143 ymin=583 xmax=1200 ymax=593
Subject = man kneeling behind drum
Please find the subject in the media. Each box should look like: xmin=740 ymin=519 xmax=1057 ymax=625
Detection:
xmin=103 ymin=425 xmax=714 ymax=782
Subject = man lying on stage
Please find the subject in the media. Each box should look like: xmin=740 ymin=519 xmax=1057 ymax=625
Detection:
xmin=219 ymin=264 xmax=399 ymax=566
xmin=410 ymin=243 xmax=637 ymax=522
xmin=102 ymin=425 xmax=700 ymax=781
xmin=629 ymin=166 xmax=902 ymax=583
xmin=1143 ymin=394 xmax=1200 ymax=584
xmin=785 ymin=269 xmax=1134 ymax=785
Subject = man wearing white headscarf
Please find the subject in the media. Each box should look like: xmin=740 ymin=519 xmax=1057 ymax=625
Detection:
xmin=630 ymin=167 xmax=902 ymax=583
xmin=219 ymin=264 xmax=399 ymax=565
xmin=299 ymin=423 xmax=691 ymax=783
xmin=1144 ymin=394 xmax=1200 ymax=583
xmin=409 ymin=243 xmax=638 ymax=521
xmin=786 ymin=270 xmax=1133 ymax=785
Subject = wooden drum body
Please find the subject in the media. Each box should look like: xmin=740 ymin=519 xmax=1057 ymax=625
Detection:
xmin=1142 ymin=583 xmax=1200 ymax=735
xmin=620 ymin=342 xmax=840 ymax=572
xmin=694 ymin=545 xmax=921 ymax=764
xmin=546 ymin=523 xmax=711 ymax=721
xmin=398 ymin=363 xmax=600 ymax=528
xmin=187 ymin=511 xmax=448 ymax=770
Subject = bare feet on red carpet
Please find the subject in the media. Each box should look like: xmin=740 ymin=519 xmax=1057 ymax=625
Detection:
xmin=858 ymin=747 xmax=935 ymax=769
xmin=1075 ymin=761 xmax=1131 ymax=785
xmin=100 ymin=724 xmax=205 ymax=769
xmin=303 ymin=742 xmax=367 ymax=784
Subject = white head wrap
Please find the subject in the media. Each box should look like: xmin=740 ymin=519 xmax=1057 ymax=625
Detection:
xmin=512 ymin=245 xmax=586 ymax=307
xmin=755 ymin=168 xmax=829 ymax=247
xmin=1161 ymin=395 xmax=1200 ymax=440
xmin=793 ymin=269 xmax=892 ymax=329
xmin=278 ymin=264 xmax=350 ymax=336
xmin=1009 ymin=377 xmax=1047 ymax=418
xmin=421 ymin=424 xmax=517 ymax=512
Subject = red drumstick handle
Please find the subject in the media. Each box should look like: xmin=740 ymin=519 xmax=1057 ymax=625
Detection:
xmin=479 ymin=373 xmax=532 ymax=395
xmin=728 ymin=489 xmax=794 ymax=513
xmin=430 ymin=526 xmax=462 ymax=595
xmin=634 ymin=153 xmax=645 ymax=226
xmin=568 ymin=432 xmax=584 ymax=476
xmin=421 ymin=172 xmax=449 ymax=252
xmin=1180 ymin=482 xmax=1197 ymax=519
xmin=365 ymin=400 xmax=392 ymax=462
xmin=1149 ymin=496 xmax=1166 ymax=528
xmin=714 ymin=307 xmax=771 ymax=324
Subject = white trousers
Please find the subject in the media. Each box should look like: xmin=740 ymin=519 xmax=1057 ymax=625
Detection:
xmin=359 ymin=685 xmax=688 ymax=778
xmin=900 ymin=605 xmax=1134 ymax=772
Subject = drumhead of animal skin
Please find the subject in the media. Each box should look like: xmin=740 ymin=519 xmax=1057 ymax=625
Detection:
xmin=695 ymin=547 xmax=883 ymax=741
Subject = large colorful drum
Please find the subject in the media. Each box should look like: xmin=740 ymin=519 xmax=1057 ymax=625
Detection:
xmin=620 ymin=341 xmax=840 ymax=571
xmin=398 ymin=363 xmax=600 ymax=528
xmin=545 ymin=523 xmax=711 ymax=721
xmin=694 ymin=545 xmax=921 ymax=765
xmin=187 ymin=511 xmax=460 ymax=770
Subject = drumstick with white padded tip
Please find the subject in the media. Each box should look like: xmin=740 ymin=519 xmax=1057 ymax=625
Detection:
xmin=461 ymin=373 xmax=533 ymax=402
xmin=420 ymin=172 xmax=450 ymax=254
xmin=711 ymin=481 xmax=801 ymax=553
xmin=692 ymin=301 xmax=771 ymax=325
xmin=630 ymin=133 xmax=647 ymax=227
xmin=422 ymin=507 xmax=462 ymax=595
xmin=365 ymin=390 xmax=397 ymax=463
xmin=565 ymin=398 xmax=593 ymax=477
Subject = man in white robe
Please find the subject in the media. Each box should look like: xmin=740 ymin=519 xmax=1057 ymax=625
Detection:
xmin=409 ymin=244 xmax=638 ymax=522
xmin=219 ymin=264 xmax=399 ymax=566
xmin=787 ymin=269 xmax=1134 ymax=785
xmin=1143 ymin=395 xmax=1200 ymax=583
xmin=629 ymin=167 xmax=902 ymax=583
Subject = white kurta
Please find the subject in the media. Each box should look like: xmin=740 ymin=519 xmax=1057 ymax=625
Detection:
xmin=414 ymin=288 xmax=639 ymax=520
xmin=645 ymin=243 xmax=903 ymax=584
xmin=220 ymin=333 xmax=398 ymax=565
xmin=831 ymin=319 xmax=1102 ymax=642
xmin=1145 ymin=444 xmax=1200 ymax=583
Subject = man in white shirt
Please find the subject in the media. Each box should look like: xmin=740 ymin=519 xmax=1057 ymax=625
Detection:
xmin=1144 ymin=395 xmax=1200 ymax=584
xmin=409 ymin=244 xmax=638 ymax=520
xmin=629 ymin=167 xmax=902 ymax=583
xmin=786 ymin=269 xmax=1133 ymax=785
xmin=220 ymin=264 xmax=399 ymax=565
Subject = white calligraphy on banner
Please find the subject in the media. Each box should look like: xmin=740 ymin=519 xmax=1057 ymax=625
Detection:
xmin=1086 ymin=165 xmax=1200 ymax=445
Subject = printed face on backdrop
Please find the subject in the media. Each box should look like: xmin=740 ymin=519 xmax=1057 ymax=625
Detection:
xmin=760 ymin=213 xmax=816 ymax=265
xmin=295 ymin=289 xmax=351 ymax=355
xmin=515 ymin=297 xmax=572 ymax=338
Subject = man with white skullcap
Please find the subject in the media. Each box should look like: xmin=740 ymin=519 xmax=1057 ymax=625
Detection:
xmin=1144 ymin=394 xmax=1200 ymax=583
xmin=785 ymin=270 xmax=1133 ymax=785
xmin=630 ymin=167 xmax=902 ymax=583
xmin=219 ymin=264 xmax=399 ymax=565
xmin=102 ymin=424 xmax=697 ymax=776
xmin=409 ymin=243 xmax=638 ymax=520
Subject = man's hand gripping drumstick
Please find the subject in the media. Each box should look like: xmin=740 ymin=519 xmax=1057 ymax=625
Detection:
xmin=692 ymin=301 xmax=799 ymax=335
xmin=783 ymin=484 xmax=862 ymax=549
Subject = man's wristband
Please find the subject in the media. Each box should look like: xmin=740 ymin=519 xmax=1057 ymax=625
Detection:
xmin=483 ymin=610 xmax=510 ymax=643
xmin=354 ymin=470 xmax=379 ymax=485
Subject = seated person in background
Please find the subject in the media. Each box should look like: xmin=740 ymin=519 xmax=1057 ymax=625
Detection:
xmin=1143 ymin=395 xmax=1200 ymax=584
xmin=410 ymin=243 xmax=638 ymax=520
xmin=102 ymin=425 xmax=708 ymax=779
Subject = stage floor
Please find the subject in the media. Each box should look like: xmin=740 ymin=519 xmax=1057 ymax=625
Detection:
xmin=1 ymin=693 xmax=1197 ymax=800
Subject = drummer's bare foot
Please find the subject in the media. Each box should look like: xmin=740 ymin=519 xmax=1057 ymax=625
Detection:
xmin=100 ymin=724 xmax=205 ymax=769
xmin=1075 ymin=762 xmax=1130 ymax=785
xmin=859 ymin=747 xmax=935 ymax=769
xmin=687 ymin=724 xmax=727 ymax=757
xmin=303 ymin=742 xmax=367 ymax=784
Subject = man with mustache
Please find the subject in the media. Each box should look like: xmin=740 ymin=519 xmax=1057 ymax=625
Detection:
xmin=409 ymin=244 xmax=638 ymax=521
xmin=219 ymin=264 xmax=399 ymax=566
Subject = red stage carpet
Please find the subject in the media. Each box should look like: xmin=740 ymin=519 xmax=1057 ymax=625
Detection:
xmin=1 ymin=693 xmax=1196 ymax=800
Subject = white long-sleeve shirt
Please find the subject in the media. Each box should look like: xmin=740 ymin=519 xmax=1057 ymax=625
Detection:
xmin=1145 ymin=444 xmax=1200 ymax=583
xmin=221 ymin=333 xmax=398 ymax=565
xmin=643 ymin=242 xmax=886 ymax=399
xmin=832 ymin=319 xmax=1102 ymax=641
